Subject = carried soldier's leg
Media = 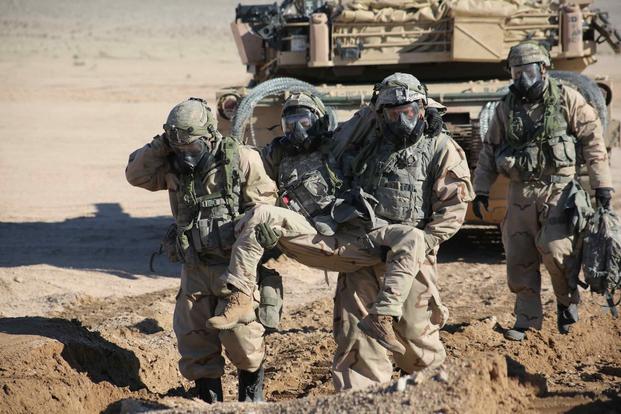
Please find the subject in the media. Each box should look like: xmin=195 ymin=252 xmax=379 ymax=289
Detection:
xmin=502 ymin=184 xmax=543 ymax=341
xmin=212 ymin=205 xmax=380 ymax=329
xmin=393 ymin=262 xmax=447 ymax=373
xmin=357 ymin=225 xmax=426 ymax=354
xmin=223 ymin=205 xmax=318 ymax=297
xmin=173 ymin=264 xmax=226 ymax=403
xmin=208 ymin=205 xmax=316 ymax=329
xmin=537 ymin=185 xmax=580 ymax=334
xmin=332 ymin=267 xmax=393 ymax=391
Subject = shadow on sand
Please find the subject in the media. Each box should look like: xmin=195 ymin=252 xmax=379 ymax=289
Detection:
xmin=0 ymin=203 xmax=180 ymax=279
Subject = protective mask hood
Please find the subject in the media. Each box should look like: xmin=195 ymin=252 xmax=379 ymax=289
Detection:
xmin=281 ymin=107 xmax=322 ymax=153
xmin=382 ymin=103 xmax=425 ymax=147
xmin=510 ymin=63 xmax=546 ymax=101
xmin=283 ymin=122 xmax=313 ymax=153
xmin=173 ymin=140 xmax=208 ymax=174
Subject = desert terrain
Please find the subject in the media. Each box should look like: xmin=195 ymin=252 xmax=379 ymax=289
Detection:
xmin=0 ymin=0 xmax=620 ymax=413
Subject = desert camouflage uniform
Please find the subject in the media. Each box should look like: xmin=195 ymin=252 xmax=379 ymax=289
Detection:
xmin=473 ymin=80 xmax=612 ymax=330
xmin=331 ymin=126 xmax=474 ymax=390
xmin=223 ymin=137 xmax=350 ymax=295
xmin=126 ymin=134 xmax=277 ymax=380
xmin=222 ymin=106 xmax=472 ymax=389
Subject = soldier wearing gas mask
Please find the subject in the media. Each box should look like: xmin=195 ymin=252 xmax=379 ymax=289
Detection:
xmin=207 ymin=91 xmax=344 ymax=327
xmin=472 ymin=41 xmax=614 ymax=341
xmin=209 ymin=75 xmax=473 ymax=391
xmin=330 ymin=73 xmax=473 ymax=390
xmin=125 ymin=98 xmax=280 ymax=403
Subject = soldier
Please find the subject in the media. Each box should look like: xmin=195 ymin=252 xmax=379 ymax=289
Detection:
xmin=331 ymin=73 xmax=474 ymax=390
xmin=207 ymin=90 xmax=346 ymax=332
xmin=472 ymin=41 xmax=614 ymax=341
xmin=209 ymin=75 xmax=473 ymax=375
xmin=125 ymin=98 xmax=279 ymax=402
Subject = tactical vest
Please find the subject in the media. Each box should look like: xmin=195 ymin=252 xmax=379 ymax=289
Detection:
xmin=174 ymin=136 xmax=243 ymax=260
xmin=359 ymin=133 xmax=448 ymax=228
xmin=276 ymin=145 xmax=342 ymax=220
xmin=496 ymin=79 xmax=577 ymax=182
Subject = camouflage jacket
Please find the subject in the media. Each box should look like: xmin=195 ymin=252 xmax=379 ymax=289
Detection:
xmin=474 ymin=80 xmax=612 ymax=195
xmin=125 ymin=134 xmax=278 ymax=260
xmin=339 ymin=110 xmax=475 ymax=252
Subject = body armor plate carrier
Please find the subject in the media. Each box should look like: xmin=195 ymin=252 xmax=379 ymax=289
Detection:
xmin=277 ymin=150 xmax=341 ymax=219
xmin=495 ymin=79 xmax=578 ymax=181
xmin=175 ymin=136 xmax=243 ymax=261
xmin=358 ymin=133 xmax=450 ymax=228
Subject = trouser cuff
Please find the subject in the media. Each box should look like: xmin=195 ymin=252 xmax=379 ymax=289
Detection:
xmin=221 ymin=271 xmax=254 ymax=297
xmin=370 ymin=303 xmax=402 ymax=318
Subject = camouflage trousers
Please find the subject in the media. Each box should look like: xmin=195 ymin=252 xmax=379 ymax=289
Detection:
xmin=332 ymin=261 xmax=448 ymax=391
xmin=224 ymin=204 xmax=428 ymax=317
xmin=502 ymin=181 xmax=580 ymax=330
xmin=173 ymin=261 xmax=265 ymax=380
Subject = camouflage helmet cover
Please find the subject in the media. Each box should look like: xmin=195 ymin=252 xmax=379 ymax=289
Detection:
xmin=507 ymin=41 xmax=551 ymax=67
xmin=165 ymin=97 xmax=217 ymax=144
xmin=375 ymin=72 xmax=428 ymax=108
xmin=282 ymin=91 xmax=327 ymax=118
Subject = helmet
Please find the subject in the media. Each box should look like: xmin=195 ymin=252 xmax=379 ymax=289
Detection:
xmin=507 ymin=41 xmax=551 ymax=67
xmin=282 ymin=91 xmax=327 ymax=118
xmin=164 ymin=97 xmax=218 ymax=145
xmin=374 ymin=72 xmax=428 ymax=109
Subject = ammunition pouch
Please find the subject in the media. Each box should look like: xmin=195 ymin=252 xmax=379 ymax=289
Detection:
xmin=257 ymin=266 xmax=283 ymax=332
xmin=281 ymin=169 xmax=334 ymax=219
xmin=546 ymin=135 xmax=576 ymax=168
xmin=190 ymin=217 xmax=236 ymax=255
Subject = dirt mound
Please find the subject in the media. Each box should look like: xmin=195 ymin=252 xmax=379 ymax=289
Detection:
xmin=56 ymin=289 xmax=189 ymax=396
xmin=116 ymin=353 xmax=532 ymax=413
xmin=2 ymin=288 xmax=620 ymax=413
xmin=0 ymin=318 xmax=145 ymax=413
xmin=443 ymin=300 xmax=621 ymax=411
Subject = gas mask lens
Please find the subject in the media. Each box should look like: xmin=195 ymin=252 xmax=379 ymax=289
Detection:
xmin=281 ymin=108 xmax=317 ymax=134
xmin=382 ymin=102 xmax=421 ymax=123
xmin=172 ymin=140 xmax=205 ymax=157
xmin=511 ymin=63 xmax=542 ymax=87
xmin=163 ymin=124 xmax=194 ymax=145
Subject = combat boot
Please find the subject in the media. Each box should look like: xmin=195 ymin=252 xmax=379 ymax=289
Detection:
xmin=358 ymin=314 xmax=406 ymax=355
xmin=557 ymin=303 xmax=579 ymax=334
xmin=195 ymin=377 xmax=223 ymax=403
xmin=238 ymin=366 xmax=265 ymax=402
xmin=207 ymin=289 xmax=255 ymax=330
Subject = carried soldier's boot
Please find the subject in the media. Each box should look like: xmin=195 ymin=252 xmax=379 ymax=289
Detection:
xmin=358 ymin=314 xmax=406 ymax=355
xmin=504 ymin=326 xmax=527 ymax=341
xmin=238 ymin=365 xmax=265 ymax=402
xmin=195 ymin=377 xmax=223 ymax=403
xmin=208 ymin=289 xmax=255 ymax=330
xmin=557 ymin=303 xmax=579 ymax=335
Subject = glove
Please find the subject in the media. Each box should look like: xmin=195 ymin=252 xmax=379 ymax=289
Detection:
xmin=472 ymin=194 xmax=489 ymax=220
xmin=425 ymin=107 xmax=443 ymax=137
xmin=255 ymin=223 xmax=282 ymax=249
xmin=595 ymin=187 xmax=613 ymax=210
xmin=152 ymin=133 xmax=174 ymax=157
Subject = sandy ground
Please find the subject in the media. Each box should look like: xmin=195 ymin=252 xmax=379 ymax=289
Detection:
xmin=1 ymin=0 xmax=621 ymax=413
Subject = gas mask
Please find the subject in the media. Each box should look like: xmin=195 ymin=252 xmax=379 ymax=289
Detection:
xmin=381 ymin=101 xmax=425 ymax=146
xmin=164 ymin=124 xmax=209 ymax=174
xmin=510 ymin=63 xmax=546 ymax=101
xmin=281 ymin=107 xmax=320 ymax=153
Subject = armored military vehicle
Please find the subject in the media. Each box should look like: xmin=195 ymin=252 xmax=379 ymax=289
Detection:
xmin=216 ymin=0 xmax=621 ymax=223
